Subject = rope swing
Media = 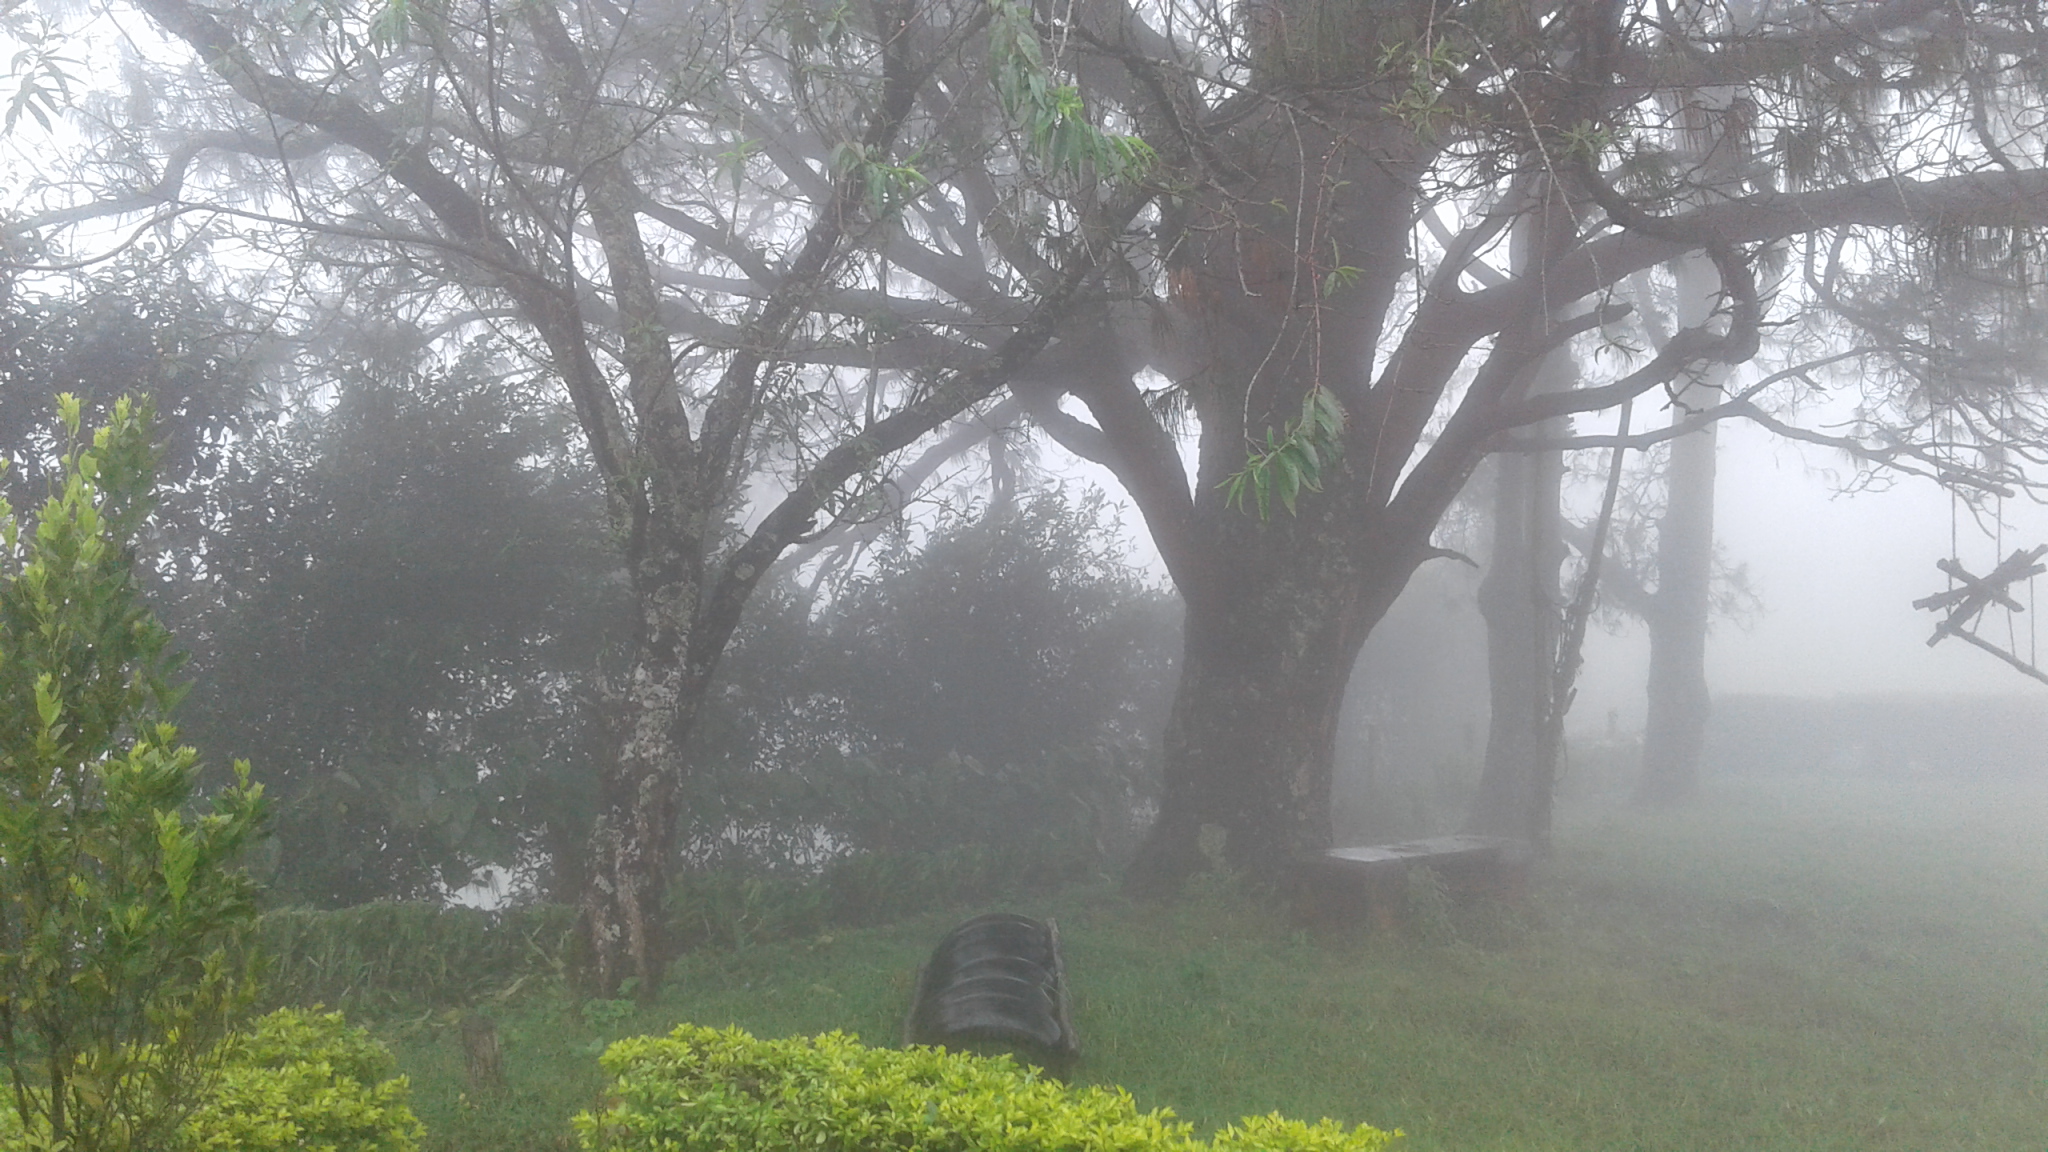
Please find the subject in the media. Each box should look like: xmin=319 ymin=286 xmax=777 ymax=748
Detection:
xmin=1915 ymin=490 xmax=2048 ymax=685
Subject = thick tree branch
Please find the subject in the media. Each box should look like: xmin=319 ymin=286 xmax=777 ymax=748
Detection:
xmin=689 ymin=188 xmax=1155 ymax=677
xmin=133 ymin=0 xmax=637 ymax=503
xmin=1067 ymin=368 xmax=1199 ymax=585
xmin=689 ymin=0 xmax=986 ymax=508
xmin=1532 ymin=169 xmax=2048 ymax=317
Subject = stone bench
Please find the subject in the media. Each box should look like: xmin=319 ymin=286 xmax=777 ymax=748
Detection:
xmin=1295 ymin=834 xmax=1533 ymax=930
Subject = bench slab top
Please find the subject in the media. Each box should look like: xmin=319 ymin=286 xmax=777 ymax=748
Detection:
xmin=1324 ymin=834 xmax=1530 ymax=866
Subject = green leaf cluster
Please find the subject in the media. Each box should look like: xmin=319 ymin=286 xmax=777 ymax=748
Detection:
xmin=0 ymin=13 xmax=79 ymax=135
xmin=1377 ymin=38 xmax=1468 ymax=139
xmin=1221 ymin=389 xmax=1347 ymax=518
xmin=180 ymin=1008 xmax=423 ymax=1152
xmin=0 ymin=395 xmax=267 ymax=1151
xmin=987 ymin=0 xmax=1154 ymax=184
xmin=830 ymin=141 xmax=934 ymax=218
xmin=0 ymin=1008 xmax=423 ymax=1152
xmin=574 ymin=1023 xmax=1397 ymax=1152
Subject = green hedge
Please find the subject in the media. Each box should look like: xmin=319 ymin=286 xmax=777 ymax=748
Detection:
xmin=669 ymin=842 xmax=1097 ymax=952
xmin=260 ymin=845 xmax=1087 ymax=1009
xmin=2 ymin=1008 xmax=421 ymax=1152
xmin=574 ymin=1025 xmax=1399 ymax=1152
xmin=259 ymin=902 xmax=577 ymax=1010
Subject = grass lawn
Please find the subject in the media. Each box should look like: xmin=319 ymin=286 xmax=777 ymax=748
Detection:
xmin=382 ymin=772 xmax=2048 ymax=1151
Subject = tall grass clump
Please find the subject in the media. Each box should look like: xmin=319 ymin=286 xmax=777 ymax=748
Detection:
xmin=259 ymin=903 xmax=578 ymax=1012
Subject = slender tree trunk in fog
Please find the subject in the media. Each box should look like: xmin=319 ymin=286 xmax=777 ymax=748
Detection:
xmin=1469 ymin=444 xmax=1564 ymax=840
xmin=1629 ymin=1 xmax=1753 ymax=806
xmin=1469 ymin=220 xmax=1575 ymax=844
xmin=1636 ymin=393 xmax=1720 ymax=804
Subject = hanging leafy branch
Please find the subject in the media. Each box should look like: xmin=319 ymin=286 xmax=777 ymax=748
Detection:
xmin=1221 ymin=388 xmax=1347 ymax=518
xmin=987 ymin=0 xmax=1154 ymax=183
xmin=0 ymin=13 xmax=78 ymax=135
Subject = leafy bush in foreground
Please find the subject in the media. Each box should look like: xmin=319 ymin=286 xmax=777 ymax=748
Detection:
xmin=0 ymin=396 xmax=266 ymax=1151
xmin=0 ymin=1008 xmax=421 ymax=1152
xmin=183 ymin=1008 xmax=423 ymax=1152
xmin=575 ymin=1024 xmax=1398 ymax=1152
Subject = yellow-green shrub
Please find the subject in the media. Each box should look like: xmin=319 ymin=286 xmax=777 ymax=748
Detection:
xmin=183 ymin=1008 xmax=423 ymax=1152
xmin=575 ymin=1024 xmax=1397 ymax=1152
xmin=0 ymin=1009 xmax=422 ymax=1152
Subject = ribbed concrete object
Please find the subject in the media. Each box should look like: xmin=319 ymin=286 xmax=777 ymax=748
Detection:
xmin=904 ymin=912 xmax=1078 ymax=1075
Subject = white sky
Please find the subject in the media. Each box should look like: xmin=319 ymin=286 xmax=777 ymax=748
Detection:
xmin=1576 ymin=415 xmax=2048 ymax=727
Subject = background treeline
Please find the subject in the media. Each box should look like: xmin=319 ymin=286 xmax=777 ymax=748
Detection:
xmin=0 ymin=263 xmax=1179 ymax=923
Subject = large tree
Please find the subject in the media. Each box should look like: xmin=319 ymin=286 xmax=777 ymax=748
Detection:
xmin=18 ymin=0 xmax=1158 ymax=993
xmin=1007 ymin=0 xmax=2048 ymax=885
xmin=20 ymin=0 xmax=2048 ymax=930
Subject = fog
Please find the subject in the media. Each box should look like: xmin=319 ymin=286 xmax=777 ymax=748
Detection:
xmin=4 ymin=0 xmax=2047 ymax=1149
xmin=1578 ymin=415 xmax=2048 ymax=724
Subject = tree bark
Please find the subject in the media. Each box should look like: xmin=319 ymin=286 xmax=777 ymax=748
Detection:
xmin=1130 ymin=545 xmax=1392 ymax=889
xmin=1468 ymin=445 xmax=1564 ymax=841
xmin=580 ymin=583 xmax=696 ymax=996
xmin=1636 ymin=398 xmax=1719 ymax=804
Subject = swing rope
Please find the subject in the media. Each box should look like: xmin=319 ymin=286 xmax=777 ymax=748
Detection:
xmin=1920 ymin=487 xmax=2048 ymax=686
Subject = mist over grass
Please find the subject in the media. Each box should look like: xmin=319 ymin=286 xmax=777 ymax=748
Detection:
xmin=376 ymin=771 xmax=2047 ymax=1152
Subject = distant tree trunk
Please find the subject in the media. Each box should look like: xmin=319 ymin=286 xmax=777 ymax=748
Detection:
xmin=1468 ymin=433 xmax=1565 ymax=841
xmin=1630 ymin=222 xmax=1728 ymax=807
xmin=1631 ymin=1 xmax=1751 ymax=805
xmin=1636 ymin=383 xmax=1719 ymax=804
xmin=1469 ymin=220 xmax=1575 ymax=843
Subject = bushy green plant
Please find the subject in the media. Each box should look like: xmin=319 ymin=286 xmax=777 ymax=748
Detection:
xmin=682 ymin=496 xmax=1173 ymax=878
xmin=181 ymin=1008 xmax=423 ymax=1152
xmin=0 ymin=395 xmax=266 ymax=1151
xmin=0 ymin=1008 xmax=423 ymax=1152
xmin=574 ymin=1024 xmax=1398 ymax=1152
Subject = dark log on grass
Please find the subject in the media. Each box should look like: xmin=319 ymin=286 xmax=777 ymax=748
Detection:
xmin=904 ymin=913 xmax=1078 ymax=1075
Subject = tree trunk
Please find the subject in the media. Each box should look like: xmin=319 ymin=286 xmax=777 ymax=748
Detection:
xmin=580 ymin=688 xmax=688 ymax=997
xmin=1636 ymin=407 xmax=1718 ymax=804
xmin=1631 ymin=12 xmax=1751 ymax=803
xmin=1635 ymin=238 xmax=1728 ymax=806
xmin=1468 ymin=237 xmax=1575 ymax=844
xmin=580 ymin=526 xmax=701 ymax=997
xmin=585 ymin=705 xmax=688 ymax=992
xmin=1468 ymin=441 xmax=1565 ymax=841
xmin=1128 ymin=526 xmax=1415 ymax=893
